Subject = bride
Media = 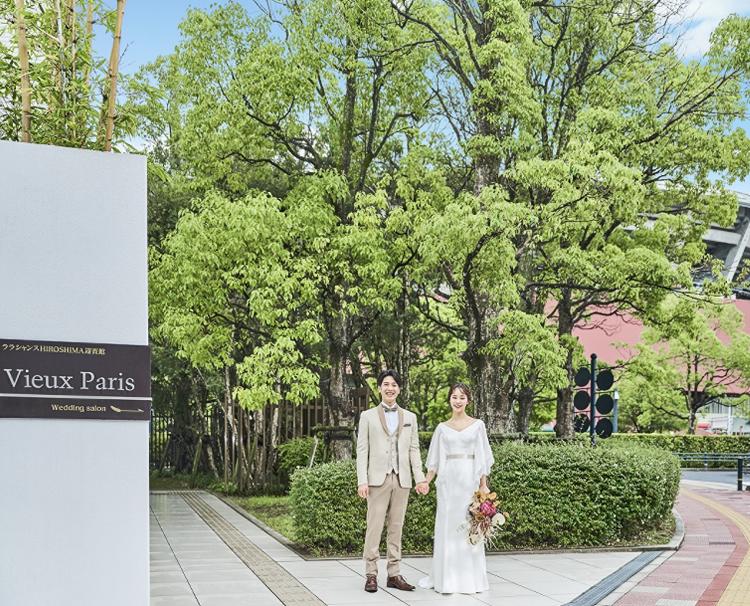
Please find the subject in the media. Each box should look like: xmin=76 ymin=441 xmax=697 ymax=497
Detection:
xmin=418 ymin=383 xmax=494 ymax=594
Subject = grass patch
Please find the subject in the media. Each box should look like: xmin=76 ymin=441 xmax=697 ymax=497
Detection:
xmin=149 ymin=471 xmax=215 ymax=491
xmin=231 ymin=495 xmax=297 ymax=542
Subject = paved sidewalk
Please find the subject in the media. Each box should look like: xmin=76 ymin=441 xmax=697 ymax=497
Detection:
xmin=150 ymin=491 xmax=643 ymax=606
xmin=596 ymin=487 xmax=750 ymax=606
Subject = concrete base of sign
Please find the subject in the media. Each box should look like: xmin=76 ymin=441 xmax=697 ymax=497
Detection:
xmin=0 ymin=420 xmax=149 ymax=605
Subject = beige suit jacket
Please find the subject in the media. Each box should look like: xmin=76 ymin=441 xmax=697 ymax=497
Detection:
xmin=356 ymin=405 xmax=426 ymax=489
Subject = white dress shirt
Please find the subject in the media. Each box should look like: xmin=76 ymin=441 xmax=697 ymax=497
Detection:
xmin=382 ymin=402 xmax=399 ymax=434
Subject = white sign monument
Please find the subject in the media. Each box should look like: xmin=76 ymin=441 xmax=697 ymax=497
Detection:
xmin=0 ymin=141 xmax=149 ymax=606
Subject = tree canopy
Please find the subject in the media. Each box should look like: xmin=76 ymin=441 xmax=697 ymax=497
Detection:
xmin=4 ymin=0 xmax=750 ymax=483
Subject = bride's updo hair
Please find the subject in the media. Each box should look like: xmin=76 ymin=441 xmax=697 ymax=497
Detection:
xmin=448 ymin=382 xmax=472 ymax=403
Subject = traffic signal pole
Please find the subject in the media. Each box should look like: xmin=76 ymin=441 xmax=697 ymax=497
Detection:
xmin=590 ymin=354 xmax=597 ymax=447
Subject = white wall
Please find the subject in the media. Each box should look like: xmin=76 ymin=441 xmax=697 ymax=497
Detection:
xmin=0 ymin=141 xmax=149 ymax=606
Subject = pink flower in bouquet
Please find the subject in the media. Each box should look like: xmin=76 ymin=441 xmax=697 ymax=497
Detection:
xmin=463 ymin=491 xmax=508 ymax=546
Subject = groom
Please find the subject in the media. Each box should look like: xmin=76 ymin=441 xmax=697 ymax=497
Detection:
xmin=356 ymin=369 xmax=429 ymax=593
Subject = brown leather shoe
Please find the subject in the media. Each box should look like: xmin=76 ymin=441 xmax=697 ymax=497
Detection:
xmin=364 ymin=575 xmax=378 ymax=593
xmin=386 ymin=575 xmax=415 ymax=591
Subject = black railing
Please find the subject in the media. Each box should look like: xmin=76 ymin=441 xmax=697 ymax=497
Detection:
xmin=674 ymin=451 xmax=750 ymax=469
xmin=676 ymin=452 xmax=750 ymax=491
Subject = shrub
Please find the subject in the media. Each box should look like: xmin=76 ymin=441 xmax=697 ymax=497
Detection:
xmin=605 ymin=434 xmax=750 ymax=467
xmin=277 ymin=437 xmax=317 ymax=484
xmin=289 ymin=441 xmax=679 ymax=553
xmin=490 ymin=442 xmax=679 ymax=548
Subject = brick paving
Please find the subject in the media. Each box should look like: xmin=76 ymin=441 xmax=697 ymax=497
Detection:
xmin=597 ymin=487 xmax=750 ymax=606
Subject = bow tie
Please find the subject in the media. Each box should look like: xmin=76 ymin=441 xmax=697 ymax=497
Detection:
xmin=382 ymin=405 xmax=398 ymax=413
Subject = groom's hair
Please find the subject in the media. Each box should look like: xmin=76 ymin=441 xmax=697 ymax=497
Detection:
xmin=377 ymin=369 xmax=401 ymax=387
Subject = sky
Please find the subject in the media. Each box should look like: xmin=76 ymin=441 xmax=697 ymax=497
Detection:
xmin=103 ymin=0 xmax=750 ymax=194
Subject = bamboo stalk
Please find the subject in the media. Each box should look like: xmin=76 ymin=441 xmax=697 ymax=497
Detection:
xmin=14 ymin=0 xmax=32 ymax=142
xmin=53 ymin=0 xmax=65 ymax=102
xmin=101 ymin=0 xmax=126 ymax=151
xmin=66 ymin=0 xmax=77 ymax=140
xmin=82 ymin=0 xmax=94 ymax=90
xmin=66 ymin=0 xmax=76 ymax=79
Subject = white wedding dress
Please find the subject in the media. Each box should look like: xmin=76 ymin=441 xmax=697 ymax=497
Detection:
xmin=418 ymin=420 xmax=494 ymax=594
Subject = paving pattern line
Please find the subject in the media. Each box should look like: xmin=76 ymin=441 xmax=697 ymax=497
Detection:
xmin=149 ymin=503 xmax=202 ymax=604
xmin=682 ymin=489 xmax=750 ymax=606
xmin=178 ymin=491 xmax=326 ymax=605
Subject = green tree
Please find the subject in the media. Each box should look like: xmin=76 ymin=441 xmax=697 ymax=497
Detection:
xmin=150 ymin=191 xmax=323 ymax=488
xmin=393 ymin=0 xmax=750 ymax=437
xmin=134 ymin=0 xmax=437 ymax=457
xmin=621 ymin=298 xmax=750 ymax=433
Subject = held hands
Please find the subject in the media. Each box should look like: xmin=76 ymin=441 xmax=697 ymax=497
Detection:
xmin=357 ymin=483 xmax=369 ymax=499
xmin=415 ymin=481 xmax=430 ymax=495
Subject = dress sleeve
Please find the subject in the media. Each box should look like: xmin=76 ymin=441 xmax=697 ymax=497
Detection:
xmin=474 ymin=420 xmax=494 ymax=480
xmin=426 ymin=424 xmax=442 ymax=474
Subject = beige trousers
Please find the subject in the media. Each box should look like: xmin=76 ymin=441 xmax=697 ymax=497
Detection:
xmin=364 ymin=472 xmax=410 ymax=577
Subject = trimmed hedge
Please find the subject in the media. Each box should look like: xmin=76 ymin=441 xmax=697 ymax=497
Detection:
xmin=289 ymin=441 xmax=679 ymax=553
xmin=605 ymin=433 xmax=750 ymax=452
xmin=604 ymin=434 xmax=750 ymax=468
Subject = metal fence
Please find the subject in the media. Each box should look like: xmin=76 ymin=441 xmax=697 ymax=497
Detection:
xmin=674 ymin=451 xmax=750 ymax=470
xmin=149 ymin=390 xmax=371 ymax=471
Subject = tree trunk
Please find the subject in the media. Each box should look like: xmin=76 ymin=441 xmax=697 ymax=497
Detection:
xmin=555 ymin=290 xmax=575 ymax=439
xmin=395 ymin=275 xmax=411 ymax=406
xmin=205 ymin=437 xmax=220 ymax=479
xmin=268 ymin=404 xmax=280 ymax=486
xmin=14 ymin=0 xmax=32 ymax=142
xmin=516 ymin=385 xmax=535 ymax=435
xmin=327 ymin=312 xmax=354 ymax=459
xmin=100 ymin=0 xmax=126 ymax=151
xmin=222 ymin=366 xmax=232 ymax=487
xmin=473 ymin=114 xmax=499 ymax=195
xmin=464 ymin=343 xmax=511 ymax=433
xmin=172 ymin=369 xmax=194 ymax=472
xmin=495 ymin=390 xmax=516 ymax=434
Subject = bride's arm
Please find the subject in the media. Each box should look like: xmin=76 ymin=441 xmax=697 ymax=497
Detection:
xmin=424 ymin=425 xmax=441 ymax=486
xmin=477 ymin=421 xmax=494 ymax=493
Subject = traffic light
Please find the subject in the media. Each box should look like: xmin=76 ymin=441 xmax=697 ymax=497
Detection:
xmin=572 ymin=354 xmax=616 ymax=444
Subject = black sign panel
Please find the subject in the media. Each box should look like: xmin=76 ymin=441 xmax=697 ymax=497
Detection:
xmin=573 ymin=391 xmax=590 ymax=411
xmin=573 ymin=414 xmax=590 ymax=433
xmin=595 ymin=418 xmax=613 ymax=438
xmin=596 ymin=369 xmax=614 ymax=391
xmin=0 ymin=338 xmax=150 ymax=420
xmin=574 ymin=367 xmax=591 ymax=387
xmin=596 ymin=393 xmax=614 ymax=415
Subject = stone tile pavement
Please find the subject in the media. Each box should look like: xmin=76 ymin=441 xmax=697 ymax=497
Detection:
xmin=150 ymin=491 xmax=643 ymax=606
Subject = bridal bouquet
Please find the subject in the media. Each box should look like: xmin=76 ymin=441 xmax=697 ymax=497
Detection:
xmin=466 ymin=490 xmax=508 ymax=546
